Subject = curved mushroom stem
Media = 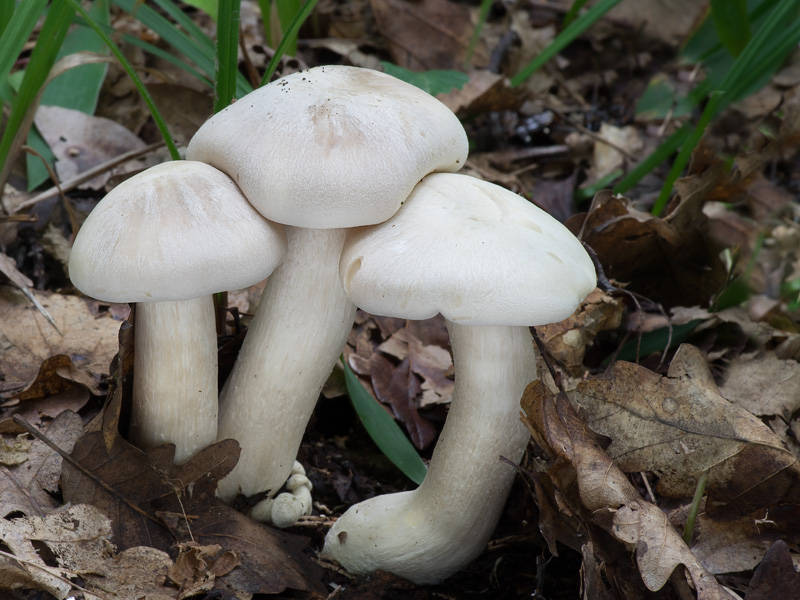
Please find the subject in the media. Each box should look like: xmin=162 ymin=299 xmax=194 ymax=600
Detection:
xmin=131 ymin=297 xmax=218 ymax=464
xmin=322 ymin=323 xmax=534 ymax=584
xmin=216 ymin=227 xmax=357 ymax=502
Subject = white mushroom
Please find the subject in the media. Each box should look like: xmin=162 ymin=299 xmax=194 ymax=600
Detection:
xmin=186 ymin=65 xmax=468 ymax=503
xmin=68 ymin=161 xmax=287 ymax=463
xmin=250 ymin=461 xmax=313 ymax=527
xmin=322 ymin=173 xmax=596 ymax=583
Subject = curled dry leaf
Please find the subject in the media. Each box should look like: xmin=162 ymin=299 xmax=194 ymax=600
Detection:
xmin=521 ymin=382 xmax=732 ymax=597
xmin=536 ymin=288 xmax=623 ymax=376
xmin=572 ymin=344 xmax=800 ymax=518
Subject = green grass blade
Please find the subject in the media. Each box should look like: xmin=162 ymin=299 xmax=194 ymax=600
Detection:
xmin=563 ymin=0 xmax=591 ymax=28
xmin=0 ymin=0 xmax=48 ymax=89
xmin=0 ymin=0 xmax=73 ymax=192
xmin=342 ymin=358 xmax=428 ymax=485
xmin=463 ymin=0 xmax=491 ymax=69
xmin=152 ymin=0 xmax=215 ymax=50
xmin=276 ymin=0 xmax=303 ymax=56
xmin=0 ymin=0 xmax=13 ymax=36
xmin=120 ymin=32 xmax=213 ymax=87
xmin=260 ymin=0 xmax=318 ymax=85
xmin=510 ymin=0 xmax=623 ymax=87
xmin=66 ymin=0 xmax=180 ymax=161
xmin=214 ymin=0 xmax=241 ymax=111
xmin=27 ymin=0 xmax=111 ymax=190
xmin=710 ymin=0 xmax=751 ymax=57
xmin=381 ymin=62 xmax=469 ymax=95
xmin=612 ymin=123 xmax=691 ymax=195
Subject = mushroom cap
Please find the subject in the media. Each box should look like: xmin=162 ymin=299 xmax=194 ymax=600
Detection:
xmin=339 ymin=173 xmax=596 ymax=326
xmin=186 ymin=65 xmax=468 ymax=229
xmin=69 ymin=161 xmax=287 ymax=303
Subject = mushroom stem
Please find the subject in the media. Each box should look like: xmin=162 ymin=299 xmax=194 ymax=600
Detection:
xmin=322 ymin=322 xmax=534 ymax=584
xmin=216 ymin=226 xmax=357 ymax=502
xmin=131 ymin=297 xmax=218 ymax=464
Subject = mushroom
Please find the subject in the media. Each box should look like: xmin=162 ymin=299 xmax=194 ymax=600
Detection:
xmin=322 ymin=173 xmax=596 ymax=584
xmin=186 ymin=65 xmax=468 ymax=503
xmin=68 ymin=161 xmax=287 ymax=463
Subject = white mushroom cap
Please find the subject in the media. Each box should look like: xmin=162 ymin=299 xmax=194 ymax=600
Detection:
xmin=340 ymin=173 xmax=596 ymax=325
xmin=69 ymin=160 xmax=287 ymax=302
xmin=186 ymin=65 xmax=468 ymax=229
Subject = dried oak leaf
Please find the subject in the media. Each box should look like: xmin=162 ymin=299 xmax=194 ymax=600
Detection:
xmin=745 ymin=540 xmax=800 ymax=600
xmin=718 ymin=351 xmax=800 ymax=417
xmin=571 ymin=344 xmax=800 ymax=518
xmin=522 ymin=382 xmax=729 ymax=595
xmin=577 ymin=188 xmax=726 ymax=309
xmin=521 ymin=382 xmax=731 ymax=597
xmin=0 ymin=287 xmax=121 ymax=397
xmin=370 ymin=0 xmax=487 ymax=71
xmin=61 ymin=431 xmax=324 ymax=596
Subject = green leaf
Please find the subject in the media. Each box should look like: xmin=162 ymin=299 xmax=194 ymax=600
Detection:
xmin=261 ymin=0 xmax=318 ymax=85
xmin=0 ymin=0 xmax=48 ymax=90
xmin=710 ymin=0 xmax=752 ymax=57
xmin=380 ymin=62 xmax=469 ymax=96
xmin=634 ymin=77 xmax=696 ymax=120
xmin=342 ymin=359 xmax=427 ymax=485
xmin=181 ymin=0 xmax=219 ymax=20
xmin=604 ymin=320 xmax=703 ymax=365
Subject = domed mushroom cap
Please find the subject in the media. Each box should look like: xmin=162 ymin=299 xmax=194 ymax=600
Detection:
xmin=186 ymin=65 xmax=468 ymax=229
xmin=69 ymin=161 xmax=287 ymax=303
xmin=340 ymin=173 xmax=596 ymax=326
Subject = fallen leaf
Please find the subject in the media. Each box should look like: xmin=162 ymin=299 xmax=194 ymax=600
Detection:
xmin=745 ymin=540 xmax=800 ymax=600
xmin=0 ymin=288 xmax=121 ymax=397
xmin=719 ymin=351 xmax=800 ymax=416
xmin=521 ymin=380 xmax=732 ymax=597
xmin=572 ymin=344 xmax=800 ymax=517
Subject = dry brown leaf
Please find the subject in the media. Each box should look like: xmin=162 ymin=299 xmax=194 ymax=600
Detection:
xmin=2 ymin=409 xmax=84 ymax=515
xmin=34 ymin=105 xmax=147 ymax=189
xmin=572 ymin=344 xmax=800 ymax=517
xmin=577 ymin=191 xmax=726 ymax=309
xmin=0 ymin=288 xmax=123 ymax=397
xmin=521 ymin=381 xmax=732 ymax=597
xmin=0 ymin=504 xmax=113 ymax=599
xmin=584 ymin=123 xmax=643 ymax=186
xmin=369 ymin=0 xmax=487 ymax=70
xmin=744 ymin=540 xmax=800 ymax=600
xmin=718 ymin=351 xmax=800 ymax=416
xmin=536 ymin=288 xmax=623 ymax=375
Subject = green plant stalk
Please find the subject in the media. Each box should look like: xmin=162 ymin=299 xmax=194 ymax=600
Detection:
xmin=510 ymin=0 xmax=623 ymax=87
xmin=152 ymin=0 xmax=214 ymax=52
xmin=260 ymin=0 xmax=318 ymax=86
xmin=214 ymin=0 xmax=241 ymax=111
xmin=66 ymin=0 xmax=180 ymax=161
xmin=463 ymin=0 xmax=491 ymax=70
xmin=0 ymin=0 xmax=73 ymax=196
xmin=683 ymin=470 xmax=708 ymax=546
xmin=276 ymin=0 xmax=303 ymax=56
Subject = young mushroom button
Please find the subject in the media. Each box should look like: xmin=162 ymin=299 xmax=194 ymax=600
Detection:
xmin=68 ymin=161 xmax=287 ymax=464
xmin=186 ymin=65 xmax=468 ymax=512
xmin=322 ymin=172 xmax=597 ymax=584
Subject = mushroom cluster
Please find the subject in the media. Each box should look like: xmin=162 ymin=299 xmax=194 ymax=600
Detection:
xmin=68 ymin=64 xmax=595 ymax=583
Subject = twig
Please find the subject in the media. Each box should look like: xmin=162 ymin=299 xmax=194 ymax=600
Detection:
xmin=546 ymin=104 xmax=639 ymax=161
xmin=12 ymin=142 xmax=164 ymax=214
xmin=12 ymin=415 xmax=167 ymax=530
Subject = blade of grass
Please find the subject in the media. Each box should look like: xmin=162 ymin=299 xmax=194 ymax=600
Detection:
xmin=214 ymin=0 xmax=241 ymax=111
xmin=276 ymin=0 xmax=303 ymax=56
xmin=66 ymin=0 xmax=180 ymax=161
xmin=0 ymin=1 xmax=73 ymax=194
xmin=260 ymin=0 xmax=317 ymax=86
xmin=652 ymin=0 xmax=800 ymax=215
xmin=463 ymin=0 xmax=491 ymax=70
xmin=342 ymin=358 xmax=427 ymax=485
xmin=510 ymin=0 xmax=623 ymax=87
xmin=152 ymin=0 xmax=215 ymax=51
xmin=0 ymin=0 xmax=48 ymax=89
xmin=563 ymin=0 xmax=590 ymax=28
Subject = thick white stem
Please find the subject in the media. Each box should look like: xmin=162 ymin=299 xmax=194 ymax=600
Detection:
xmin=131 ymin=297 xmax=218 ymax=464
xmin=216 ymin=227 xmax=357 ymax=501
xmin=322 ymin=323 xmax=535 ymax=584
